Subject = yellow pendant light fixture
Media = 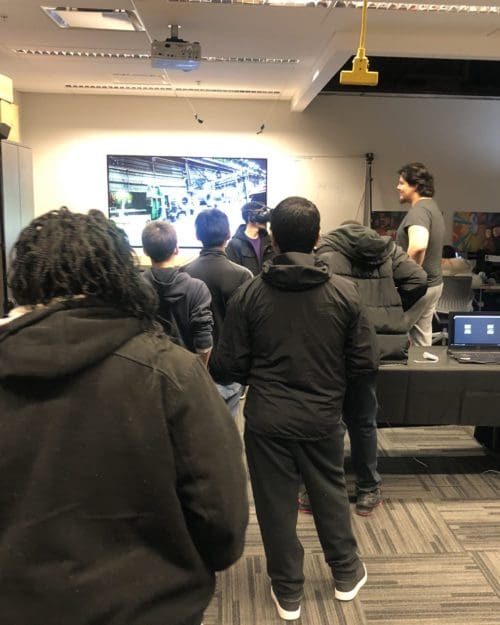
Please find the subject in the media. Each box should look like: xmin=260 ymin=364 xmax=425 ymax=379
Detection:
xmin=340 ymin=0 xmax=379 ymax=86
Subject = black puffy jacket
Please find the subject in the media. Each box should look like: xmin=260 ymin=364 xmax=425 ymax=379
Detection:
xmin=214 ymin=252 xmax=379 ymax=439
xmin=226 ymin=224 xmax=274 ymax=276
xmin=316 ymin=223 xmax=428 ymax=361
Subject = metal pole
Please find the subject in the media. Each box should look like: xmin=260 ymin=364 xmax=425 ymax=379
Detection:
xmin=364 ymin=152 xmax=374 ymax=227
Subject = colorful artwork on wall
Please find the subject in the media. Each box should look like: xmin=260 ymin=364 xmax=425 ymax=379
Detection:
xmin=452 ymin=212 xmax=500 ymax=254
xmin=371 ymin=211 xmax=407 ymax=240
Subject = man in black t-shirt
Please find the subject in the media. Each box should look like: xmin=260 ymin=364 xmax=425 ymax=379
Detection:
xmin=396 ymin=162 xmax=445 ymax=346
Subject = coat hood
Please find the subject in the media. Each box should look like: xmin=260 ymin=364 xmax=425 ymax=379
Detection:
xmin=144 ymin=267 xmax=192 ymax=304
xmin=0 ymin=299 xmax=143 ymax=380
xmin=261 ymin=252 xmax=331 ymax=291
xmin=320 ymin=224 xmax=395 ymax=267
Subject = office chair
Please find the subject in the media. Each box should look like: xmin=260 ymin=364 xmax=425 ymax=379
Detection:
xmin=432 ymin=274 xmax=473 ymax=345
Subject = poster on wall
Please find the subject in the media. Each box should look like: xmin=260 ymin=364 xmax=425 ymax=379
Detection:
xmin=371 ymin=211 xmax=406 ymax=240
xmin=452 ymin=211 xmax=500 ymax=254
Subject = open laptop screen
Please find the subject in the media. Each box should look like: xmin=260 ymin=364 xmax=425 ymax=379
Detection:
xmin=448 ymin=312 xmax=500 ymax=348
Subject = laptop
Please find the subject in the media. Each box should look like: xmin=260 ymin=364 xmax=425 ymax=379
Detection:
xmin=448 ymin=311 xmax=500 ymax=364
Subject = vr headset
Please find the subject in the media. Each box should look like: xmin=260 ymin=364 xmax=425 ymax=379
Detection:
xmin=243 ymin=202 xmax=273 ymax=225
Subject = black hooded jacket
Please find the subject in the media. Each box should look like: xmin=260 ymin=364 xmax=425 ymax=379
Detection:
xmin=316 ymin=224 xmax=428 ymax=361
xmin=0 ymin=299 xmax=248 ymax=625
xmin=225 ymin=224 xmax=274 ymax=276
xmin=182 ymin=248 xmax=253 ymax=363
xmin=214 ymin=252 xmax=379 ymax=438
xmin=142 ymin=267 xmax=213 ymax=352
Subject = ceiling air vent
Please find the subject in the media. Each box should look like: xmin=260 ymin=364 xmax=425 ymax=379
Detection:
xmin=41 ymin=6 xmax=144 ymax=31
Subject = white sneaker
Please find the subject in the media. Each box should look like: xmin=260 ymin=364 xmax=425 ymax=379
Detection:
xmin=334 ymin=562 xmax=367 ymax=601
xmin=271 ymin=587 xmax=301 ymax=620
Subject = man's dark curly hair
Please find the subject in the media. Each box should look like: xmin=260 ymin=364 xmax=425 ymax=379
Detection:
xmin=398 ymin=162 xmax=435 ymax=197
xmin=9 ymin=207 xmax=158 ymax=327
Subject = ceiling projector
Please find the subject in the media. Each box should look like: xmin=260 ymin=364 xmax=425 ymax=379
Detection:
xmin=151 ymin=36 xmax=201 ymax=72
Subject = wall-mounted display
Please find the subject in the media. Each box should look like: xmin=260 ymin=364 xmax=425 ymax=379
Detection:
xmin=107 ymin=155 xmax=268 ymax=248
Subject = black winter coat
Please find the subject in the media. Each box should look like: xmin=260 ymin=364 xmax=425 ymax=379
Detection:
xmin=142 ymin=266 xmax=213 ymax=352
xmin=225 ymin=224 xmax=274 ymax=276
xmin=214 ymin=252 xmax=379 ymax=439
xmin=0 ymin=299 xmax=248 ymax=625
xmin=182 ymin=248 xmax=252 ymax=362
xmin=317 ymin=224 xmax=428 ymax=362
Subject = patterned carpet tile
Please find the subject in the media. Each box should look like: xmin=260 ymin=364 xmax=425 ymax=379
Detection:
xmin=347 ymin=471 xmax=435 ymax=501
xmin=362 ymin=554 xmax=500 ymax=625
xmin=473 ymin=551 xmax=500 ymax=595
xmin=205 ymin=553 xmax=367 ymax=625
xmin=419 ymin=469 xmax=500 ymax=500
xmin=437 ymin=501 xmax=500 ymax=551
xmin=216 ymin=424 xmax=500 ymax=624
xmin=351 ymin=499 xmax=463 ymax=555
xmin=377 ymin=426 xmax=490 ymax=456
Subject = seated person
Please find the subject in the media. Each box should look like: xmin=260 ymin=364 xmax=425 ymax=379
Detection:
xmin=441 ymin=245 xmax=483 ymax=289
xmin=441 ymin=245 xmax=473 ymax=275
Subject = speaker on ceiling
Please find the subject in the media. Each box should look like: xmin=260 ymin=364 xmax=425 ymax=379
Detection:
xmin=0 ymin=122 xmax=11 ymax=140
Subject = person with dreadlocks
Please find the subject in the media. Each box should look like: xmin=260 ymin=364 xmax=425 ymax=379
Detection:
xmin=0 ymin=208 xmax=248 ymax=625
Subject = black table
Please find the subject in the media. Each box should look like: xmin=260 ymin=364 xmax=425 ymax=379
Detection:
xmin=377 ymin=346 xmax=500 ymax=429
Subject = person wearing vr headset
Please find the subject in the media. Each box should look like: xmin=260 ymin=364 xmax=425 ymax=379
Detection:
xmin=226 ymin=201 xmax=275 ymax=275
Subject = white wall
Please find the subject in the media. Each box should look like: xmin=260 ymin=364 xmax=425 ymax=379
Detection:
xmin=19 ymin=92 xmax=500 ymax=248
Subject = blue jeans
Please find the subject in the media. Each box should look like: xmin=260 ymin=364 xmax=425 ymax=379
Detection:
xmin=215 ymin=381 xmax=242 ymax=418
xmin=343 ymin=373 xmax=381 ymax=494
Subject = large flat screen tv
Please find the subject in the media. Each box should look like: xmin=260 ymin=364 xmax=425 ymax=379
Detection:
xmin=107 ymin=155 xmax=268 ymax=248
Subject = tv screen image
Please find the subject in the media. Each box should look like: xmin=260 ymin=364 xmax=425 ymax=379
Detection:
xmin=107 ymin=155 xmax=268 ymax=248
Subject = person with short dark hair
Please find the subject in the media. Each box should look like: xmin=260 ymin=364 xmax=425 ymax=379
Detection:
xmin=225 ymin=201 xmax=274 ymax=275
xmin=396 ymin=162 xmax=445 ymax=345
xmin=214 ymin=196 xmax=378 ymax=620
xmin=0 ymin=207 xmax=248 ymax=625
xmin=142 ymin=220 xmax=213 ymax=364
xmin=182 ymin=209 xmax=252 ymax=416
xmin=442 ymin=244 xmax=456 ymax=259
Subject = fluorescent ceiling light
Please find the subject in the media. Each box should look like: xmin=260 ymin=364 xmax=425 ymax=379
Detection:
xmin=41 ymin=7 xmax=144 ymax=31
xmin=65 ymin=83 xmax=280 ymax=95
xmin=168 ymin=0 xmax=500 ymax=11
xmin=15 ymin=49 xmax=299 ymax=64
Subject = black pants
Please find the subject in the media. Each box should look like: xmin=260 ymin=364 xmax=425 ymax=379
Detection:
xmin=244 ymin=423 xmax=360 ymax=602
xmin=343 ymin=372 xmax=381 ymax=494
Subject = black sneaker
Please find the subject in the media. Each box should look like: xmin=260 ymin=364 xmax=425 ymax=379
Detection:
xmin=334 ymin=562 xmax=367 ymax=601
xmin=355 ymin=488 xmax=382 ymax=516
xmin=271 ymin=588 xmax=301 ymax=620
